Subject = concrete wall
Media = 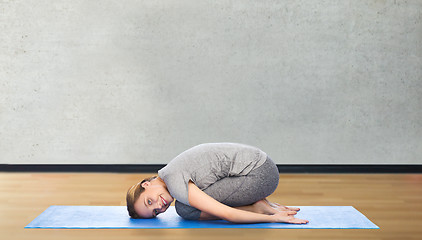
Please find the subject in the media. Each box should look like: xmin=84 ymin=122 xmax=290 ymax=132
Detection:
xmin=1 ymin=0 xmax=421 ymax=164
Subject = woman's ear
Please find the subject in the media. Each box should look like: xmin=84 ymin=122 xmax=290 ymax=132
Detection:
xmin=141 ymin=181 xmax=151 ymax=188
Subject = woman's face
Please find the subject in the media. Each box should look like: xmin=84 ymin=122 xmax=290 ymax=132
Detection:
xmin=134 ymin=180 xmax=174 ymax=218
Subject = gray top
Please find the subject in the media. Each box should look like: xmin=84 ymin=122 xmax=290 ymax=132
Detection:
xmin=158 ymin=142 xmax=268 ymax=206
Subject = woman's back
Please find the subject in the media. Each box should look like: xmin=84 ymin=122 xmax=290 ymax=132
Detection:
xmin=158 ymin=142 xmax=268 ymax=205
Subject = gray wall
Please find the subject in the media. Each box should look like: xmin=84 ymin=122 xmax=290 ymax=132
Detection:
xmin=1 ymin=0 xmax=421 ymax=164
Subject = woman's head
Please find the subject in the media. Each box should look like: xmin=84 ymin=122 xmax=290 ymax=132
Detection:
xmin=126 ymin=176 xmax=174 ymax=218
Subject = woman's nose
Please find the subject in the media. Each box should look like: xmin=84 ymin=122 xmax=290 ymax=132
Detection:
xmin=156 ymin=199 xmax=163 ymax=209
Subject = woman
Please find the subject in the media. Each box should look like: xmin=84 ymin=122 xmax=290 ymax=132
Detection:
xmin=126 ymin=142 xmax=309 ymax=224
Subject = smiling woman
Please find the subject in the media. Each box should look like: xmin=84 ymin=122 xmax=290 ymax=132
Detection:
xmin=126 ymin=142 xmax=308 ymax=224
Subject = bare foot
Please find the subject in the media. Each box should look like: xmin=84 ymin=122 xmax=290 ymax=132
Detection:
xmin=264 ymin=198 xmax=300 ymax=212
xmin=252 ymin=199 xmax=278 ymax=215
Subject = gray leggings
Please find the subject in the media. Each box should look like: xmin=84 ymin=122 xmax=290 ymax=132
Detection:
xmin=175 ymin=156 xmax=279 ymax=220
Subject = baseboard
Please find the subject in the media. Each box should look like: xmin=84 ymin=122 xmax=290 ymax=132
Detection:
xmin=0 ymin=164 xmax=421 ymax=173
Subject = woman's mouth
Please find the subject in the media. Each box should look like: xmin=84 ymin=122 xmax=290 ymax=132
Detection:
xmin=160 ymin=195 xmax=167 ymax=206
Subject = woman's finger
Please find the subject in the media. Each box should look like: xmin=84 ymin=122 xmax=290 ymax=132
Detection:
xmin=287 ymin=206 xmax=300 ymax=211
xmin=289 ymin=217 xmax=309 ymax=224
xmin=287 ymin=211 xmax=297 ymax=215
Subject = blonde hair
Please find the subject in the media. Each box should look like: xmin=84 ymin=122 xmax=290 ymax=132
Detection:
xmin=126 ymin=176 xmax=157 ymax=218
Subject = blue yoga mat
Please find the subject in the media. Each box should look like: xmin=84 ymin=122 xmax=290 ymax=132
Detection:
xmin=25 ymin=206 xmax=379 ymax=229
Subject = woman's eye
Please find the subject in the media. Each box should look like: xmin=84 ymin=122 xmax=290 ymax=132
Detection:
xmin=148 ymin=199 xmax=152 ymax=205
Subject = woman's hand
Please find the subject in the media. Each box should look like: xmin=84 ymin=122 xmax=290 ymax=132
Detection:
xmin=271 ymin=211 xmax=309 ymax=224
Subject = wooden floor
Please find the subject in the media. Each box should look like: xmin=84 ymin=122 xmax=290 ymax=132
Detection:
xmin=1 ymin=173 xmax=421 ymax=240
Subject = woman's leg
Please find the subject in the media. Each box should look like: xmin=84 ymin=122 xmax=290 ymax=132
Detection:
xmin=216 ymin=155 xmax=280 ymax=207
xmin=175 ymin=156 xmax=280 ymax=220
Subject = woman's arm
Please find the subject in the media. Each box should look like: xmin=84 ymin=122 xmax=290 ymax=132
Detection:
xmin=188 ymin=180 xmax=274 ymax=223
xmin=188 ymin=180 xmax=309 ymax=224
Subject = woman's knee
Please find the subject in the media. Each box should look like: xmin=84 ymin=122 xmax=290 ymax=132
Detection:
xmin=174 ymin=200 xmax=201 ymax=220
